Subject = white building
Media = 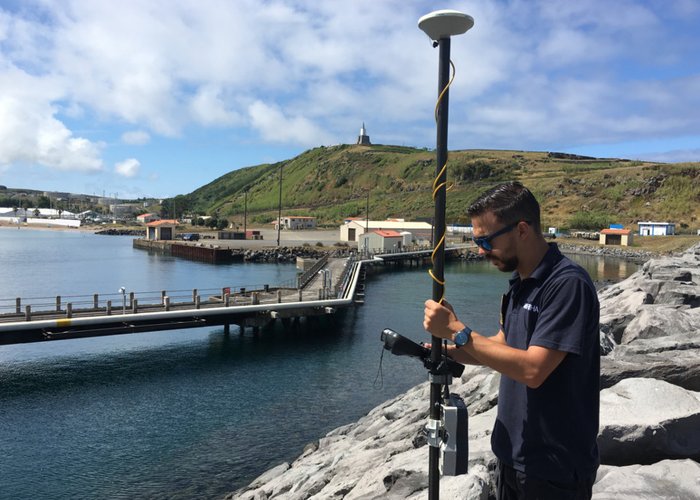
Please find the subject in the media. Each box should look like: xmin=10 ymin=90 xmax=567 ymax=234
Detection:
xmin=637 ymin=221 xmax=675 ymax=236
xmin=447 ymin=224 xmax=473 ymax=234
xmin=146 ymin=219 xmax=178 ymax=240
xmin=274 ymin=216 xmax=317 ymax=230
xmin=340 ymin=220 xmax=432 ymax=242
xmin=137 ymin=213 xmax=161 ymax=223
xmin=26 ymin=217 xmax=81 ymax=228
xmin=359 ymin=229 xmax=404 ymax=253
xmin=110 ymin=203 xmax=141 ymax=218
xmin=0 ymin=207 xmax=24 ymax=224
xmin=1 ymin=207 xmax=82 ymax=225
xmin=31 ymin=208 xmax=77 ymax=218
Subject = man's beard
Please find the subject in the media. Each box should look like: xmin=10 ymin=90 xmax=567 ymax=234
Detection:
xmin=487 ymin=254 xmax=518 ymax=273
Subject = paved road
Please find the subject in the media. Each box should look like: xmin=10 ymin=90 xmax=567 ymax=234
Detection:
xmin=199 ymin=228 xmax=346 ymax=249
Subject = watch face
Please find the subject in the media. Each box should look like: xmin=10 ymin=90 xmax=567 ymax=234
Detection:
xmin=455 ymin=331 xmax=468 ymax=346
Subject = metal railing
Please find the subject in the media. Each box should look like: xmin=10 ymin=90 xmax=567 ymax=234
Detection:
xmin=0 ymin=278 xmax=300 ymax=319
xmin=296 ymin=254 xmax=330 ymax=289
xmin=334 ymin=255 xmax=359 ymax=298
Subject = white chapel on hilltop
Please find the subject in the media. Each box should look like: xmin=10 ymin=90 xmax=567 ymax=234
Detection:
xmin=357 ymin=122 xmax=371 ymax=145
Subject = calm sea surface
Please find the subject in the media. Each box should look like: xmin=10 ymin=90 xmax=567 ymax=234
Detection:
xmin=0 ymin=228 xmax=637 ymax=499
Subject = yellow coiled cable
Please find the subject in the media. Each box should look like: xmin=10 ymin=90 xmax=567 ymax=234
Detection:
xmin=428 ymin=60 xmax=456 ymax=304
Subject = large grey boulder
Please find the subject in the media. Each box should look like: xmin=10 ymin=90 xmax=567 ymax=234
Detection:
xmin=229 ymin=374 xmax=700 ymax=500
xmin=227 ymin=366 xmax=500 ymax=500
xmin=601 ymin=337 xmax=700 ymax=391
xmin=598 ymin=378 xmax=700 ymax=465
xmin=593 ymin=459 xmax=700 ymax=500
xmin=599 ymin=243 xmax=700 ymax=391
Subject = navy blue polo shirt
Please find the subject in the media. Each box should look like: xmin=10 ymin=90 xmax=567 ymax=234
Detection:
xmin=491 ymin=243 xmax=600 ymax=483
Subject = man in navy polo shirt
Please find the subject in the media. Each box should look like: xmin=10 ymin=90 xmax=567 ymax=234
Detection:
xmin=424 ymin=181 xmax=600 ymax=500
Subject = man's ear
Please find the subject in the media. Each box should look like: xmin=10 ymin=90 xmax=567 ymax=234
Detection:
xmin=517 ymin=220 xmax=531 ymax=239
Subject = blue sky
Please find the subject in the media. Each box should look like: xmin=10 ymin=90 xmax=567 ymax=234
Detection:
xmin=0 ymin=0 xmax=698 ymax=199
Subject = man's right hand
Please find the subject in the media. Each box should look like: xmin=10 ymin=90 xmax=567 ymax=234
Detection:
xmin=423 ymin=299 xmax=466 ymax=341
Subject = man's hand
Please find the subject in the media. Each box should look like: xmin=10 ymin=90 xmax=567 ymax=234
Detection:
xmin=423 ymin=299 xmax=465 ymax=341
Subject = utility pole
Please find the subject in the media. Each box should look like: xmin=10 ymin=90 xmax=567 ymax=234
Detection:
xmin=276 ymin=164 xmax=283 ymax=247
xmin=244 ymin=190 xmax=248 ymax=236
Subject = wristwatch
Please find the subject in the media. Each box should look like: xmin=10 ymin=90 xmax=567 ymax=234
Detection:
xmin=453 ymin=326 xmax=472 ymax=347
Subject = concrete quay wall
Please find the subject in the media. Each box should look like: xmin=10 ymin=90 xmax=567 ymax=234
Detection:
xmin=132 ymin=238 xmax=236 ymax=264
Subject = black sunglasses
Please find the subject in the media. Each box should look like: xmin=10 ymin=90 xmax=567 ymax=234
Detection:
xmin=472 ymin=221 xmax=529 ymax=251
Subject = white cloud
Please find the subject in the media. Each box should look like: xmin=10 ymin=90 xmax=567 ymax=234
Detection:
xmin=636 ymin=148 xmax=700 ymax=164
xmin=189 ymin=86 xmax=241 ymax=126
xmin=248 ymin=100 xmax=334 ymax=145
xmin=0 ymin=0 xmax=699 ymax=189
xmin=114 ymin=158 xmax=141 ymax=178
xmin=121 ymin=130 xmax=151 ymax=145
xmin=0 ymin=93 xmax=103 ymax=172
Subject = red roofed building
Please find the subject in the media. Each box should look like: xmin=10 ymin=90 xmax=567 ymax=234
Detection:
xmin=146 ymin=219 xmax=178 ymax=240
xmin=137 ymin=213 xmax=160 ymax=223
xmin=599 ymin=228 xmax=633 ymax=246
xmin=359 ymin=229 xmax=405 ymax=252
xmin=340 ymin=219 xmax=432 ymax=242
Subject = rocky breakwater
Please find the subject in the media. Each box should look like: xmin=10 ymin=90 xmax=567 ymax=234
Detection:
xmin=557 ymin=241 xmax=655 ymax=264
xmin=227 ymin=244 xmax=700 ymax=500
xmin=232 ymin=246 xmax=331 ymax=263
xmin=95 ymin=228 xmax=145 ymax=236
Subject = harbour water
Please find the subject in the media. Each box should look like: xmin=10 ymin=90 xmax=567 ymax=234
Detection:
xmin=0 ymin=228 xmax=637 ymax=499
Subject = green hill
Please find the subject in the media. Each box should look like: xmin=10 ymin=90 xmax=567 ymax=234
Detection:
xmin=167 ymin=144 xmax=700 ymax=232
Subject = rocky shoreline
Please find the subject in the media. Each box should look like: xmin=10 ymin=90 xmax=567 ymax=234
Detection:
xmin=226 ymin=243 xmax=700 ymax=499
xmin=230 ymin=247 xmax=337 ymax=263
xmin=95 ymin=228 xmax=146 ymax=236
xmin=556 ymin=241 xmax=656 ymax=263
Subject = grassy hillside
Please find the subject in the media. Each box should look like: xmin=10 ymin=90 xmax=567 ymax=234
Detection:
xmin=169 ymin=144 xmax=700 ymax=232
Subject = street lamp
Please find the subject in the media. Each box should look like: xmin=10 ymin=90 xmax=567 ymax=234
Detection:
xmin=119 ymin=287 xmax=126 ymax=314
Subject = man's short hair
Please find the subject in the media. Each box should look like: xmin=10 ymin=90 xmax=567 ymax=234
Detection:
xmin=467 ymin=181 xmax=541 ymax=233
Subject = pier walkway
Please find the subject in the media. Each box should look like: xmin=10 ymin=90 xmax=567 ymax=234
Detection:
xmin=0 ymin=244 xmax=474 ymax=345
xmin=0 ymin=256 xmax=361 ymax=345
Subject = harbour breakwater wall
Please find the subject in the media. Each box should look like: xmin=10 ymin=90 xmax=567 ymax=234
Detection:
xmin=132 ymin=238 xmax=335 ymax=264
xmin=133 ymin=239 xmax=235 ymax=264
xmin=95 ymin=228 xmax=145 ymax=236
xmin=227 ymin=243 xmax=700 ymax=500
xmin=557 ymin=242 xmax=655 ymax=263
xmin=457 ymin=242 xmax=655 ymax=264
xmin=232 ymin=247 xmax=339 ymax=263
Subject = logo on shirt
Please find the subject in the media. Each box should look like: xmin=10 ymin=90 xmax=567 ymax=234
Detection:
xmin=523 ymin=303 xmax=540 ymax=313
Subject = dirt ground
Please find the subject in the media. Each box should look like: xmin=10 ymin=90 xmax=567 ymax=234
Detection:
xmin=205 ymin=228 xmax=345 ymax=249
xmin=557 ymin=234 xmax=700 ymax=254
